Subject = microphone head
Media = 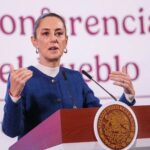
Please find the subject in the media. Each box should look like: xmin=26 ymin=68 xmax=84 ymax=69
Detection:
xmin=62 ymin=71 xmax=67 ymax=80
xmin=81 ymin=70 xmax=92 ymax=79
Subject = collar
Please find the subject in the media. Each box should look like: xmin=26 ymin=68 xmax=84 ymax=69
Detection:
xmin=34 ymin=63 xmax=60 ymax=78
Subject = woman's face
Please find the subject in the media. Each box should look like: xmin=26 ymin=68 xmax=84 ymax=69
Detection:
xmin=32 ymin=16 xmax=68 ymax=66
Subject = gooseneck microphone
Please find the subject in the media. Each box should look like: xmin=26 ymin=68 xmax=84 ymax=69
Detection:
xmin=81 ymin=70 xmax=117 ymax=101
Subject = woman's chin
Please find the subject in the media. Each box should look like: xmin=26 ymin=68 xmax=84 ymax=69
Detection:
xmin=47 ymin=56 xmax=61 ymax=62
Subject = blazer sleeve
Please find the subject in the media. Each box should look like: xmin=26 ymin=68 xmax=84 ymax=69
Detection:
xmin=2 ymin=79 xmax=25 ymax=138
xmin=119 ymin=93 xmax=136 ymax=106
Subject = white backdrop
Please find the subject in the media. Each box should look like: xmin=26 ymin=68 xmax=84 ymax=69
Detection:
xmin=0 ymin=0 xmax=150 ymax=149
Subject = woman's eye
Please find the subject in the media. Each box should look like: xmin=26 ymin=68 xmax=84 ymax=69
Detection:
xmin=55 ymin=32 xmax=64 ymax=36
xmin=42 ymin=32 xmax=49 ymax=36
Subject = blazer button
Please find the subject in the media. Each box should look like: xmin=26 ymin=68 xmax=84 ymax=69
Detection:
xmin=51 ymin=79 xmax=55 ymax=83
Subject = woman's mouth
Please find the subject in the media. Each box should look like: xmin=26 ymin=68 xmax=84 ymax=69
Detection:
xmin=48 ymin=46 xmax=59 ymax=51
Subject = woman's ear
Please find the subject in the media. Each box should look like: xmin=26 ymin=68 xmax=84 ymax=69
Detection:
xmin=31 ymin=36 xmax=38 ymax=48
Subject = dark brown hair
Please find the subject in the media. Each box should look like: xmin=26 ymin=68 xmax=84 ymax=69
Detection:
xmin=33 ymin=13 xmax=67 ymax=38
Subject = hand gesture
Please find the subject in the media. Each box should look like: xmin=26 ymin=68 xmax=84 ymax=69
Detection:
xmin=109 ymin=66 xmax=135 ymax=96
xmin=9 ymin=65 xmax=33 ymax=97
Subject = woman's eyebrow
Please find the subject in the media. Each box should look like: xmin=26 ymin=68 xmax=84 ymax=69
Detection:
xmin=41 ymin=28 xmax=64 ymax=32
xmin=41 ymin=28 xmax=50 ymax=31
xmin=55 ymin=28 xmax=64 ymax=31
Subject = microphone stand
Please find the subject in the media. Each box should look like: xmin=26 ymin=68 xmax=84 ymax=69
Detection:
xmin=82 ymin=70 xmax=117 ymax=101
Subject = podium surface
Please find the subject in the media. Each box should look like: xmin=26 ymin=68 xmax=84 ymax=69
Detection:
xmin=9 ymin=106 xmax=150 ymax=150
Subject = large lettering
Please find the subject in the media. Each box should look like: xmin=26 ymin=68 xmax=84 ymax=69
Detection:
xmin=0 ymin=56 xmax=23 ymax=83
xmin=0 ymin=7 xmax=149 ymax=36
xmin=62 ymin=54 xmax=140 ymax=83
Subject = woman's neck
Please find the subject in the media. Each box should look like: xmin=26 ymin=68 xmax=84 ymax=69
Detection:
xmin=39 ymin=59 xmax=60 ymax=68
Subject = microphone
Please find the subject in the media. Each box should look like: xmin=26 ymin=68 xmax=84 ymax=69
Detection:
xmin=81 ymin=70 xmax=117 ymax=101
xmin=62 ymin=71 xmax=77 ymax=108
xmin=62 ymin=71 xmax=67 ymax=80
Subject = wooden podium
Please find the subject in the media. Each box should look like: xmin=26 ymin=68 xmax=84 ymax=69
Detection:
xmin=9 ymin=106 xmax=150 ymax=150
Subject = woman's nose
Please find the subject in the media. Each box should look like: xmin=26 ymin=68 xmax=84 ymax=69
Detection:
xmin=49 ymin=34 xmax=58 ymax=43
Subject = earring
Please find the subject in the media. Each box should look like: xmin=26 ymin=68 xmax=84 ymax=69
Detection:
xmin=64 ymin=48 xmax=68 ymax=53
xmin=36 ymin=48 xmax=39 ymax=54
